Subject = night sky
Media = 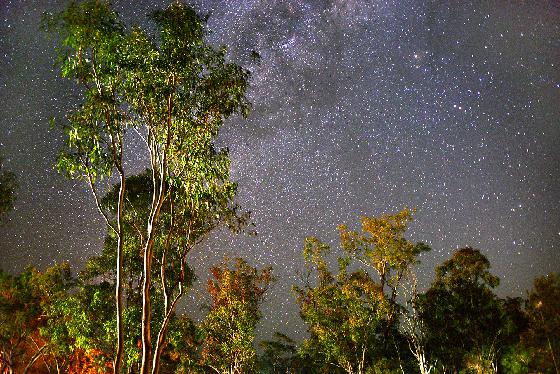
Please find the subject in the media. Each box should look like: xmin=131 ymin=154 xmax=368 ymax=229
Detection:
xmin=1 ymin=0 xmax=559 ymax=340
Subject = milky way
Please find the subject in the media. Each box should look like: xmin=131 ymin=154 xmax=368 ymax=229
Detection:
xmin=1 ymin=0 xmax=559 ymax=339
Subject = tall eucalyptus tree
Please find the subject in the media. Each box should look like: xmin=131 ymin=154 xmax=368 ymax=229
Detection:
xmin=45 ymin=2 xmax=251 ymax=373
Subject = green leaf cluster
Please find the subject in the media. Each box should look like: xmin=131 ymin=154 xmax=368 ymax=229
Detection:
xmin=0 ymin=155 xmax=17 ymax=220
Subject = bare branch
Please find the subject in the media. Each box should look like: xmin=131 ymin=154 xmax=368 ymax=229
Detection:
xmin=86 ymin=173 xmax=117 ymax=234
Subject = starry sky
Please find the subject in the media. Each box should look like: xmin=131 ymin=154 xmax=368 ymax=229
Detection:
xmin=1 ymin=0 xmax=559 ymax=340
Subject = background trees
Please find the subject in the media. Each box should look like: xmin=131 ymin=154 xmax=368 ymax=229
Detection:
xmin=0 ymin=155 xmax=17 ymax=220
xmin=521 ymin=273 xmax=560 ymax=374
xmin=294 ymin=209 xmax=427 ymax=374
xmin=419 ymin=247 xmax=521 ymax=373
xmin=2 ymin=206 xmax=557 ymax=373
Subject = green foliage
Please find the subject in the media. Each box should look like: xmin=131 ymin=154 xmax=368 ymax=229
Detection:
xmin=295 ymin=237 xmax=388 ymax=374
xmin=419 ymin=247 xmax=511 ymax=373
xmin=42 ymin=281 xmax=115 ymax=368
xmin=500 ymin=344 xmax=530 ymax=374
xmin=521 ymin=273 xmax=560 ymax=374
xmin=43 ymin=0 xmax=125 ymax=184
xmin=0 ymin=264 xmax=73 ymax=372
xmin=0 ymin=155 xmax=17 ymax=220
xmin=164 ymin=316 xmax=202 ymax=373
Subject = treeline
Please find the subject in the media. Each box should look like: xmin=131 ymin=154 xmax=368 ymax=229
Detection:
xmin=0 ymin=208 xmax=558 ymax=374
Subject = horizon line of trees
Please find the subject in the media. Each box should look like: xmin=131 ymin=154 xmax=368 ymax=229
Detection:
xmin=1 ymin=208 xmax=558 ymax=374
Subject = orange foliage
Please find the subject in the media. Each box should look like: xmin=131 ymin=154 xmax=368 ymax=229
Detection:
xmin=67 ymin=349 xmax=112 ymax=374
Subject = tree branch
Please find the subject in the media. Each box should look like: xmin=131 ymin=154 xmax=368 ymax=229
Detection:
xmin=86 ymin=172 xmax=117 ymax=234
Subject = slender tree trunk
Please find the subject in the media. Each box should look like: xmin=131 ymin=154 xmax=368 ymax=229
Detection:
xmin=140 ymin=129 xmax=158 ymax=374
xmin=418 ymin=351 xmax=433 ymax=374
xmin=140 ymin=177 xmax=166 ymax=374
xmin=114 ymin=169 xmax=126 ymax=374
xmin=23 ymin=344 xmax=47 ymax=374
xmin=140 ymin=233 xmax=154 ymax=374
xmin=152 ymin=308 xmax=175 ymax=374
xmin=547 ymin=334 xmax=559 ymax=374
xmin=151 ymin=292 xmax=182 ymax=374
xmin=141 ymin=89 xmax=174 ymax=374
xmin=151 ymin=310 xmax=171 ymax=374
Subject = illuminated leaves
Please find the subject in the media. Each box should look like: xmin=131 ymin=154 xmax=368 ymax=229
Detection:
xmin=45 ymin=2 xmax=252 ymax=371
xmin=338 ymin=208 xmax=430 ymax=298
xmin=295 ymin=210 xmax=430 ymax=373
xmin=44 ymin=0 xmax=124 ymax=185
xmin=201 ymin=258 xmax=272 ymax=373
xmin=294 ymin=238 xmax=386 ymax=374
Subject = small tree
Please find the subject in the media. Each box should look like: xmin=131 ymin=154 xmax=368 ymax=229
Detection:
xmin=338 ymin=208 xmax=430 ymax=339
xmin=201 ymin=258 xmax=272 ymax=374
xmin=419 ymin=247 xmax=505 ymax=373
xmin=295 ymin=210 xmax=429 ymax=374
xmin=522 ymin=273 xmax=559 ymax=374
xmin=294 ymin=237 xmax=386 ymax=374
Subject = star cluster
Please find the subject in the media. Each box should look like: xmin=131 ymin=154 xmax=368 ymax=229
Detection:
xmin=1 ymin=0 xmax=558 ymax=339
